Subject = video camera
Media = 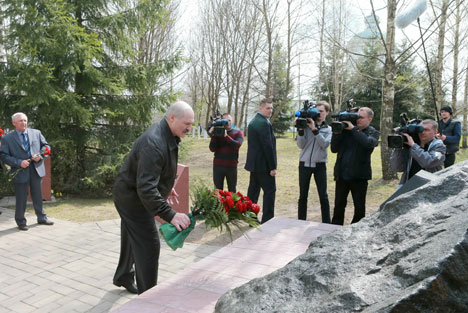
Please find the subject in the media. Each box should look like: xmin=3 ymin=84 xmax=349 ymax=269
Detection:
xmin=207 ymin=109 xmax=229 ymax=137
xmin=294 ymin=100 xmax=320 ymax=130
xmin=387 ymin=113 xmax=423 ymax=148
xmin=330 ymin=99 xmax=360 ymax=134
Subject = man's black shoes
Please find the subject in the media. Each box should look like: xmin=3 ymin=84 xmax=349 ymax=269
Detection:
xmin=18 ymin=224 xmax=29 ymax=231
xmin=114 ymin=280 xmax=138 ymax=294
xmin=38 ymin=218 xmax=54 ymax=225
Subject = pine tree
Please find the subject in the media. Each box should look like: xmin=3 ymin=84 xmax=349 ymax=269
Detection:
xmin=0 ymin=0 xmax=181 ymax=194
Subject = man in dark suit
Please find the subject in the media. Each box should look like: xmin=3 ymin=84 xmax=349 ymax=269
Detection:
xmin=0 ymin=112 xmax=53 ymax=230
xmin=112 ymin=101 xmax=192 ymax=294
xmin=245 ymin=98 xmax=277 ymax=224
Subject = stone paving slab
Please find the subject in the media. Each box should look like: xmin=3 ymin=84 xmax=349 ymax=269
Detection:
xmin=0 ymin=205 xmax=221 ymax=313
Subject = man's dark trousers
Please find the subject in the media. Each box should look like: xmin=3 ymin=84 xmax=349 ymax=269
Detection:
xmin=332 ymin=179 xmax=368 ymax=225
xmin=15 ymin=165 xmax=46 ymax=226
xmin=444 ymin=153 xmax=456 ymax=168
xmin=113 ymin=203 xmax=160 ymax=294
xmin=298 ymin=162 xmax=330 ymax=223
xmin=247 ymin=172 xmax=276 ymax=223
xmin=213 ymin=165 xmax=237 ymax=192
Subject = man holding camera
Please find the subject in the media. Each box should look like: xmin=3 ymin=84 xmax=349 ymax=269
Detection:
xmin=437 ymin=106 xmax=461 ymax=168
xmin=331 ymin=107 xmax=379 ymax=225
xmin=391 ymin=119 xmax=445 ymax=186
xmin=296 ymin=101 xmax=332 ymax=223
xmin=209 ymin=113 xmax=244 ymax=192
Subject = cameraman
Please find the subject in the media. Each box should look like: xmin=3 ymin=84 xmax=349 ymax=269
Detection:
xmin=437 ymin=106 xmax=461 ymax=168
xmin=391 ymin=119 xmax=445 ymax=186
xmin=331 ymin=107 xmax=380 ymax=225
xmin=296 ymin=101 xmax=332 ymax=223
xmin=209 ymin=113 xmax=244 ymax=192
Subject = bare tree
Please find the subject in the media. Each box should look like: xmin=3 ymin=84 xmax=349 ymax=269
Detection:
xmin=270 ymin=0 xmax=305 ymax=123
xmin=433 ymin=0 xmax=450 ymax=111
xmin=373 ymin=0 xmax=398 ymax=180
xmin=463 ymin=62 xmax=468 ymax=148
xmin=135 ymin=0 xmax=182 ymax=94
xmin=254 ymin=0 xmax=280 ymax=99
xmin=450 ymin=0 xmax=461 ymax=111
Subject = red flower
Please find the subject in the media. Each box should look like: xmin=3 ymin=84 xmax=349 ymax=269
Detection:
xmin=0 ymin=128 xmax=3 ymax=137
xmin=251 ymin=203 xmax=260 ymax=215
xmin=236 ymin=191 xmax=244 ymax=199
xmin=235 ymin=201 xmax=246 ymax=213
xmin=245 ymin=199 xmax=253 ymax=210
xmin=225 ymin=196 xmax=235 ymax=209
xmin=43 ymin=146 xmax=51 ymax=156
xmin=223 ymin=202 xmax=230 ymax=213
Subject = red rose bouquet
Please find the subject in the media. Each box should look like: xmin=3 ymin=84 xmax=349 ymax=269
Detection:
xmin=160 ymin=183 xmax=260 ymax=250
xmin=8 ymin=146 xmax=51 ymax=181
xmin=0 ymin=128 xmax=4 ymax=137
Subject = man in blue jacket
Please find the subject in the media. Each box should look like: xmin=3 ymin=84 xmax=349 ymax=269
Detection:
xmin=0 ymin=113 xmax=53 ymax=230
xmin=245 ymin=98 xmax=277 ymax=224
xmin=438 ymin=106 xmax=461 ymax=168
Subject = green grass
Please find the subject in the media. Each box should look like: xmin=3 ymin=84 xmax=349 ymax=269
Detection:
xmin=15 ymin=134 xmax=468 ymax=224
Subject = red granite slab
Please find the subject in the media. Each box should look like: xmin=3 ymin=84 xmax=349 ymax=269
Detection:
xmin=111 ymin=217 xmax=340 ymax=313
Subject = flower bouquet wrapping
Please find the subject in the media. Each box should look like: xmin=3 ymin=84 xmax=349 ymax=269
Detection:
xmin=8 ymin=146 xmax=51 ymax=182
xmin=160 ymin=183 xmax=260 ymax=251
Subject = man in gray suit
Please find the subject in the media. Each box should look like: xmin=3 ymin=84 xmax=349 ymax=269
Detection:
xmin=0 ymin=112 xmax=53 ymax=230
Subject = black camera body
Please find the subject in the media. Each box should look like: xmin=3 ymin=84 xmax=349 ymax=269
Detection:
xmin=295 ymin=100 xmax=320 ymax=131
xmin=387 ymin=113 xmax=423 ymax=148
xmin=330 ymin=99 xmax=360 ymax=134
xmin=207 ymin=110 xmax=229 ymax=137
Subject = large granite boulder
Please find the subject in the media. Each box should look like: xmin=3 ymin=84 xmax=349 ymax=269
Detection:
xmin=215 ymin=161 xmax=468 ymax=313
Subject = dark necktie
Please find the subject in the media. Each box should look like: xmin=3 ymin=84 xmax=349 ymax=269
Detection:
xmin=22 ymin=133 xmax=32 ymax=158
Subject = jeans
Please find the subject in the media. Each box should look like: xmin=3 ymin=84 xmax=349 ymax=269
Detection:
xmin=298 ymin=162 xmax=330 ymax=223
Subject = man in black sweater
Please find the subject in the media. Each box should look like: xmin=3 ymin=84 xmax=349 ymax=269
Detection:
xmin=330 ymin=107 xmax=380 ymax=225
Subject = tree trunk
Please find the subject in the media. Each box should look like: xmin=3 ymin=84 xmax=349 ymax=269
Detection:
xmin=450 ymin=0 xmax=460 ymax=111
xmin=434 ymin=0 xmax=449 ymax=112
xmin=317 ymin=0 xmax=325 ymax=101
xmin=463 ymin=62 xmax=468 ymax=148
xmin=380 ymin=0 xmax=398 ymax=180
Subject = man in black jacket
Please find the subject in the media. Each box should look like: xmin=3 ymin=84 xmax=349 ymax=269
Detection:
xmin=438 ymin=106 xmax=461 ymax=168
xmin=245 ymin=98 xmax=277 ymax=224
xmin=112 ymin=101 xmax=193 ymax=294
xmin=331 ymin=107 xmax=380 ymax=225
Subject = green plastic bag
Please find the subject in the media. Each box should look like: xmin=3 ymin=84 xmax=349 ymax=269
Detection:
xmin=159 ymin=213 xmax=196 ymax=251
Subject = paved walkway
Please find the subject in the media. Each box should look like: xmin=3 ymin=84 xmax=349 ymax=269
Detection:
xmin=0 ymin=202 xmax=221 ymax=313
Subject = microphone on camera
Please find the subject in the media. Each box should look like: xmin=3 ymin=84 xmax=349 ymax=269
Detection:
xmin=395 ymin=0 xmax=427 ymax=28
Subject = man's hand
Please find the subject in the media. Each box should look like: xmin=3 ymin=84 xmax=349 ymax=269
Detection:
xmin=170 ymin=213 xmax=191 ymax=232
xmin=31 ymin=154 xmax=41 ymax=162
xmin=402 ymin=133 xmax=414 ymax=147
xmin=436 ymin=134 xmax=446 ymax=141
xmin=270 ymin=169 xmax=277 ymax=176
xmin=343 ymin=121 xmax=354 ymax=130
xmin=307 ymin=118 xmax=317 ymax=131
xmin=20 ymin=160 xmax=30 ymax=168
xmin=167 ymin=188 xmax=179 ymax=206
